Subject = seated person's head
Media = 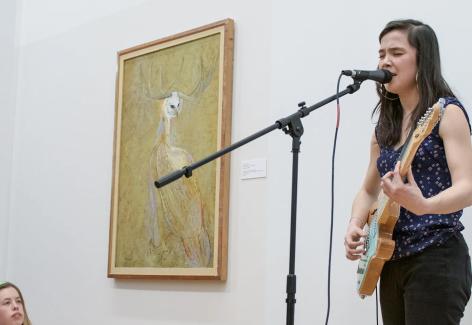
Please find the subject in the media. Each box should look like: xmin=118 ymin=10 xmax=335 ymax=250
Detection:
xmin=0 ymin=282 xmax=31 ymax=325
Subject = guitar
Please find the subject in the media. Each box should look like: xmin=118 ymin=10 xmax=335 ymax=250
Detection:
xmin=356 ymin=98 xmax=445 ymax=298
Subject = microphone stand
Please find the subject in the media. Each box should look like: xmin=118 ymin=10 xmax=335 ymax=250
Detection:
xmin=155 ymin=80 xmax=362 ymax=325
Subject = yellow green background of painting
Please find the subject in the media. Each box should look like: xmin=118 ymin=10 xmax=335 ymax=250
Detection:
xmin=115 ymin=34 xmax=220 ymax=268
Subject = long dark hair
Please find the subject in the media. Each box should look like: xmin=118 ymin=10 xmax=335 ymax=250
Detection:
xmin=0 ymin=281 xmax=32 ymax=325
xmin=373 ymin=19 xmax=455 ymax=147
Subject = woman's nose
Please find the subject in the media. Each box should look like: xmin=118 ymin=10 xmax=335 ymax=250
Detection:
xmin=379 ymin=56 xmax=391 ymax=69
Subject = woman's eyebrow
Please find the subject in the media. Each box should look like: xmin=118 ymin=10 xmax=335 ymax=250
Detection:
xmin=379 ymin=47 xmax=406 ymax=53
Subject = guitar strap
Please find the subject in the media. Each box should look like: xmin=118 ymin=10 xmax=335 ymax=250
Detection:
xmin=397 ymin=126 xmax=416 ymax=183
xmin=398 ymin=126 xmax=415 ymax=162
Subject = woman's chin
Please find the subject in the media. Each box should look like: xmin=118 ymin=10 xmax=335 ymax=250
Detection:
xmin=384 ymin=85 xmax=399 ymax=95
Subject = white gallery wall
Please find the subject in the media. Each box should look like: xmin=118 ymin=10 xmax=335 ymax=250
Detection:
xmin=0 ymin=0 xmax=19 ymax=279
xmin=1 ymin=0 xmax=471 ymax=324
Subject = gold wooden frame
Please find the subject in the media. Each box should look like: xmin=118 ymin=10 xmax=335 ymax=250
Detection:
xmin=108 ymin=19 xmax=233 ymax=279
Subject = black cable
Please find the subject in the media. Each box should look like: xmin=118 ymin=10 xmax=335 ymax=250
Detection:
xmin=324 ymin=73 xmax=343 ymax=325
xmin=376 ymin=285 xmax=379 ymax=325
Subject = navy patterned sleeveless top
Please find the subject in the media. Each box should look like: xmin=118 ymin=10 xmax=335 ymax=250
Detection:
xmin=376 ymin=97 xmax=471 ymax=260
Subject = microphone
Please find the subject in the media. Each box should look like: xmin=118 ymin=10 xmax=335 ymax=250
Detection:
xmin=342 ymin=69 xmax=393 ymax=84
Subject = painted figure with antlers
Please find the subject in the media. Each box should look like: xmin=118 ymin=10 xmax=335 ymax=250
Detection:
xmin=143 ymin=55 xmax=216 ymax=267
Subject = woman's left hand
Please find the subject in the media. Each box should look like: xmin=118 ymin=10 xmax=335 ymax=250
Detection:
xmin=381 ymin=161 xmax=429 ymax=215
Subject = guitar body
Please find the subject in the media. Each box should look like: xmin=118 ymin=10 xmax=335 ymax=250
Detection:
xmin=354 ymin=98 xmax=444 ymax=298
xmin=357 ymin=197 xmax=399 ymax=297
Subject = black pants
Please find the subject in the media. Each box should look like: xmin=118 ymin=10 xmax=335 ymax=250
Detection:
xmin=380 ymin=233 xmax=472 ymax=325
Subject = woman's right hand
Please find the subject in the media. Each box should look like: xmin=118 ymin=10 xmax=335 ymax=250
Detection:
xmin=344 ymin=219 xmax=367 ymax=261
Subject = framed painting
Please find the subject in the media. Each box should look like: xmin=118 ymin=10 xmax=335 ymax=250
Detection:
xmin=108 ymin=19 xmax=234 ymax=279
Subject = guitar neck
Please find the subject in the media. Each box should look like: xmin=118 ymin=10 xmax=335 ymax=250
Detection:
xmin=396 ymin=102 xmax=442 ymax=176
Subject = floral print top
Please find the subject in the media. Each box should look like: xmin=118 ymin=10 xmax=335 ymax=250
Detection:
xmin=376 ymin=97 xmax=471 ymax=259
